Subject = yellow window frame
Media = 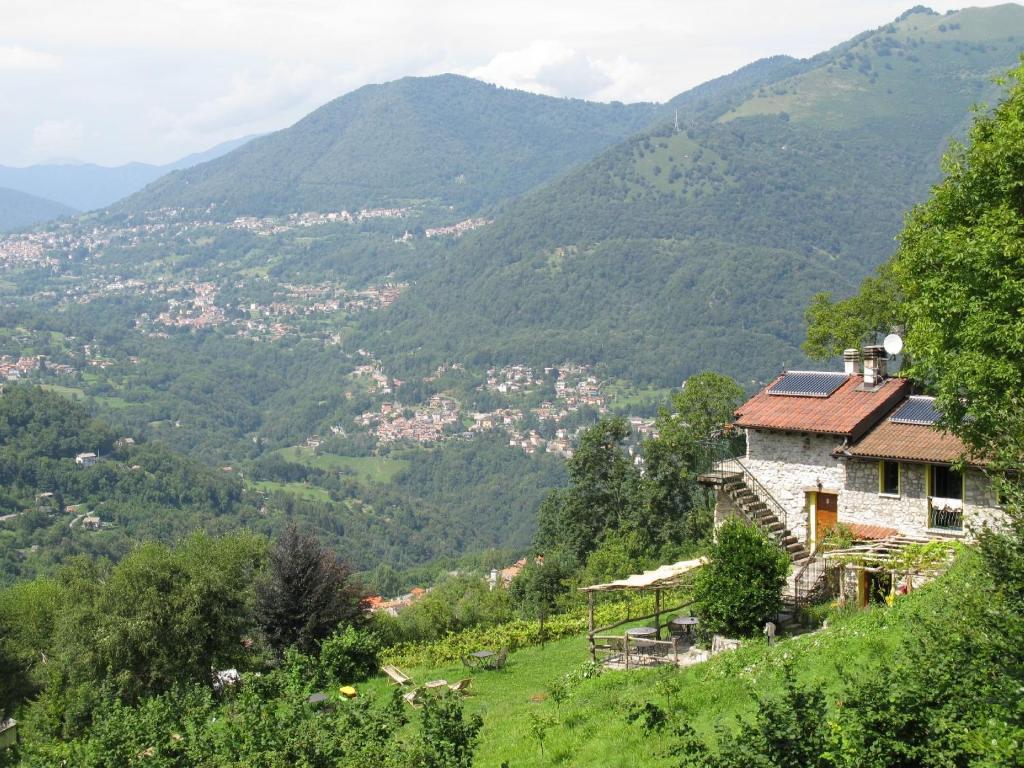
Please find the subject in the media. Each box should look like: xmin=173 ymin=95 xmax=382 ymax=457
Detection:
xmin=878 ymin=460 xmax=901 ymax=497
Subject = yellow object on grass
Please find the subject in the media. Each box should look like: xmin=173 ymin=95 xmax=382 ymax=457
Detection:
xmin=339 ymin=685 xmax=357 ymax=699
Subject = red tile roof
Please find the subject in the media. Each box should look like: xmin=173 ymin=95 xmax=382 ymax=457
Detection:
xmin=735 ymin=374 xmax=910 ymax=439
xmin=846 ymin=523 xmax=900 ymax=541
xmin=841 ymin=410 xmax=977 ymax=466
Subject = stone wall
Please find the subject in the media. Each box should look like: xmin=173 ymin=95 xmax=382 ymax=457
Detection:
xmin=743 ymin=429 xmax=845 ymax=544
xmin=840 ymin=458 xmax=1001 ymax=538
xmin=713 ymin=487 xmax=743 ymax=529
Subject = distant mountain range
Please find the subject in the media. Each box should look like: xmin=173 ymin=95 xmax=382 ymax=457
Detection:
xmin=362 ymin=4 xmax=1024 ymax=385
xmin=0 ymin=186 xmax=76 ymax=232
xmin=0 ymin=135 xmax=255 ymax=215
xmin=15 ymin=5 xmax=1024 ymax=388
xmin=117 ymin=75 xmax=662 ymax=217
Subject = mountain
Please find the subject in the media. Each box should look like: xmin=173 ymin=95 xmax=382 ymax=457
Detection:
xmin=362 ymin=4 xmax=1024 ymax=387
xmin=117 ymin=74 xmax=661 ymax=217
xmin=0 ymin=186 xmax=76 ymax=231
xmin=0 ymin=135 xmax=255 ymax=212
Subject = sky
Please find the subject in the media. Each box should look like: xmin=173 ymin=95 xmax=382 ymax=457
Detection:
xmin=0 ymin=0 xmax=1010 ymax=166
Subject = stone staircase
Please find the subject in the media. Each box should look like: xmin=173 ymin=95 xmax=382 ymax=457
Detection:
xmin=720 ymin=475 xmax=811 ymax=567
xmin=716 ymin=468 xmax=816 ymax=628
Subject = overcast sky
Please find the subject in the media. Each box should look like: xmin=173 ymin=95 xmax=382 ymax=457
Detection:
xmin=0 ymin=1 xmax=1007 ymax=166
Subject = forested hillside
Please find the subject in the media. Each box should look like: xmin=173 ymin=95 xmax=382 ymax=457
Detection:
xmin=118 ymin=75 xmax=661 ymax=217
xmin=0 ymin=187 xmax=75 ymax=232
xmin=364 ymin=5 xmax=1024 ymax=385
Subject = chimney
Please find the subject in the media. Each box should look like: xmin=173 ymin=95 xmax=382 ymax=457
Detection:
xmin=862 ymin=345 xmax=886 ymax=386
xmin=843 ymin=348 xmax=859 ymax=375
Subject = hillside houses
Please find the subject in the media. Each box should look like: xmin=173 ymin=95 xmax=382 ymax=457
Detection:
xmin=424 ymin=217 xmax=490 ymax=238
xmin=362 ymin=395 xmax=461 ymax=443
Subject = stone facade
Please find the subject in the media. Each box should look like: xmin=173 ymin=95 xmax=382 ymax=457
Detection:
xmin=735 ymin=427 xmax=1003 ymax=544
xmin=743 ymin=429 xmax=845 ymax=544
xmin=840 ymin=458 xmax=1000 ymax=538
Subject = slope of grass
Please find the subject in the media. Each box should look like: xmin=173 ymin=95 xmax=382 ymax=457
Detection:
xmin=271 ymin=445 xmax=409 ymax=483
xmin=359 ymin=559 xmax=964 ymax=767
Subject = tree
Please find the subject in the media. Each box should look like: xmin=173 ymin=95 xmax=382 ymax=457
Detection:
xmin=644 ymin=371 xmax=746 ymax=543
xmin=892 ymin=66 xmax=1024 ymax=462
xmin=256 ymin=525 xmax=367 ymax=653
xmin=534 ymin=417 xmax=646 ymax=563
xmin=802 ymin=262 xmax=903 ymax=361
xmin=692 ymin=518 xmax=789 ymax=638
xmin=413 ymin=692 xmax=483 ymax=768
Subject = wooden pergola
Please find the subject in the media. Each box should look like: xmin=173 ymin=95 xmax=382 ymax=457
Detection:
xmin=579 ymin=557 xmax=708 ymax=663
xmin=822 ymin=535 xmax=958 ymax=604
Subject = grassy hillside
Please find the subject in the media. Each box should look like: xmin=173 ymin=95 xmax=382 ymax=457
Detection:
xmin=118 ymin=75 xmax=661 ymax=217
xmin=359 ymin=555 xmax=970 ymax=768
xmin=363 ymin=5 xmax=1024 ymax=386
xmin=0 ymin=186 xmax=76 ymax=231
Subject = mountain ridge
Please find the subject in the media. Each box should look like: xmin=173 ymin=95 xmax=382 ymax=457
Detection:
xmin=0 ymin=186 xmax=77 ymax=232
xmin=117 ymin=74 xmax=663 ymax=217
xmin=359 ymin=4 xmax=1024 ymax=386
xmin=0 ymin=135 xmax=255 ymax=212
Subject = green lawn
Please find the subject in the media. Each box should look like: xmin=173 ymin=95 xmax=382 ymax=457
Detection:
xmin=252 ymin=480 xmax=333 ymax=503
xmin=272 ymin=446 xmax=409 ymax=484
xmin=41 ymin=384 xmax=86 ymax=400
xmin=354 ymin=570 xmax=951 ymax=767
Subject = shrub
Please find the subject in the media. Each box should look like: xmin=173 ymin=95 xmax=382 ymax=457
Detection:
xmin=319 ymin=626 xmax=380 ymax=684
xmin=693 ymin=518 xmax=789 ymax=638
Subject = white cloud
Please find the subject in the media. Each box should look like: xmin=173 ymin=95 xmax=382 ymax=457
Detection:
xmin=0 ymin=44 xmax=60 ymax=70
xmin=30 ymin=119 xmax=84 ymax=161
xmin=153 ymin=62 xmax=338 ymax=139
xmin=0 ymin=0 xmax=1011 ymax=164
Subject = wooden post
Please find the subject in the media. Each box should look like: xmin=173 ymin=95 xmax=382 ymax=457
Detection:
xmin=654 ymin=590 xmax=662 ymax=640
xmin=587 ymin=591 xmax=596 ymax=663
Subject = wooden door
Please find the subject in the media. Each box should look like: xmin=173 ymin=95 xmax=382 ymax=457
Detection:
xmin=815 ymin=492 xmax=838 ymax=544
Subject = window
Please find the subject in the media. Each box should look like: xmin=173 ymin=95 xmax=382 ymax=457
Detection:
xmin=929 ymin=465 xmax=963 ymax=500
xmin=879 ymin=460 xmax=900 ymax=496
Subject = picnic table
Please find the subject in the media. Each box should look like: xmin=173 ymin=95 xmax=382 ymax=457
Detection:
xmin=669 ymin=616 xmax=699 ymax=636
xmin=625 ymin=626 xmax=658 ymax=639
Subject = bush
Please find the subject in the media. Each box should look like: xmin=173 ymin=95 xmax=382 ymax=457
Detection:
xmin=693 ymin=518 xmax=789 ymax=638
xmin=319 ymin=626 xmax=380 ymax=684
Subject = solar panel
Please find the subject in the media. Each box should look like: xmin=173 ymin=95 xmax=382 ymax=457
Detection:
xmin=767 ymin=371 xmax=848 ymax=397
xmin=890 ymin=396 xmax=940 ymax=425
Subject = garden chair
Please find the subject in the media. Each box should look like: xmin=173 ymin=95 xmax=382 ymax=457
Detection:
xmin=448 ymin=678 xmax=473 ymax=694
xmin=487 ymin=648 xmax=509 ymax=670
xmin=382 ymin=664 xmax=413 ymax=686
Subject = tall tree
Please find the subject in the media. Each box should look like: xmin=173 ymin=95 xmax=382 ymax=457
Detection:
xmin=256 ymin=525 xmax=367 ymax=653
xmin=893 ymin=66 xmax=1024 ymax=462
xmin=644 ymin=371 xmax=746 ymax=542
xmin=534 ymin=417 xmax=645 ymax=563
xmin=802 ymin=262 xmax=903 ymax=361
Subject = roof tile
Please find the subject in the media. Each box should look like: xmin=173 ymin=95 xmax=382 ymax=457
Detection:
xmin=735 ymin=374 xmax=909 ymax=439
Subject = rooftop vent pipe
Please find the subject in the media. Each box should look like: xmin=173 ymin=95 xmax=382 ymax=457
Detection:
xmin=862 ymin=345 xmax=886 ymax=386
xmin=843 ymin=348 xmax=859 ymax=375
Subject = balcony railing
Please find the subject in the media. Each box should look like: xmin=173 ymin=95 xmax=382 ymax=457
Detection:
xmin=928 ymin=497 xmax=963 ymax=531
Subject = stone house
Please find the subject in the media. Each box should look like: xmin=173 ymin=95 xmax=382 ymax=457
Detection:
xmin=715 ymin=346 xmax=1001 ymax=556
xmin=837 ymin=395 xmax=998 ymax=538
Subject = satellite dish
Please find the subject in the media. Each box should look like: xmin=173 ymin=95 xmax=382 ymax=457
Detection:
xmin=883 ymin=333 xmax=903 ymax=356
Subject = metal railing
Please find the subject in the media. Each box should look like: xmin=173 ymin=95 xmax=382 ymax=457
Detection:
xmin=714 ymin=457 xmax=791 ymax=532
xmin=792 ymin=556 xmax=829 ymax=614
xmin=928 ymin=499 xmax=964 ymax=531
